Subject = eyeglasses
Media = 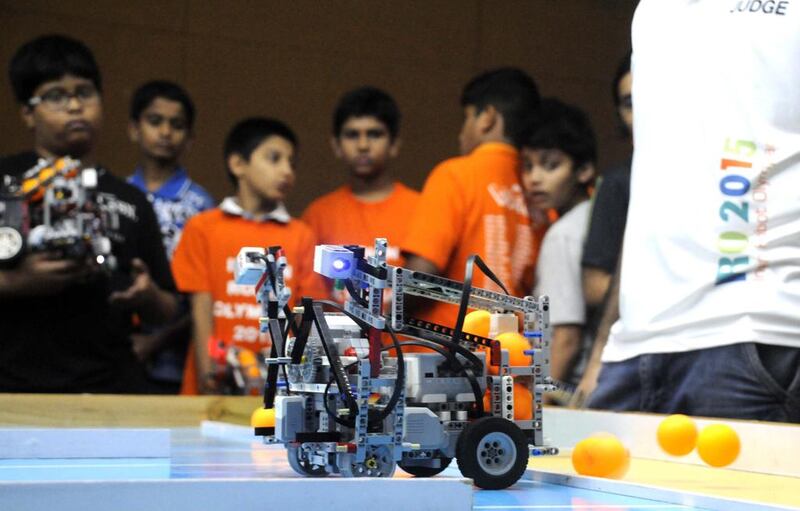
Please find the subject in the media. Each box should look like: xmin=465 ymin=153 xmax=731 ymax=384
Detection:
xmin=28 ymin=85 xmax=99 ymax=111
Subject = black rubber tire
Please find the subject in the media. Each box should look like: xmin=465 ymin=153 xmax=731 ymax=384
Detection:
xmin=456 ymin=416 xmax=528 ymax=490
xmin=287 ymin=446 xmax=329 ymax=477
xmin=455 ymin=430 xmax=473 ymax=478
xmin=399 ymin=456 xmax=452 ymax=477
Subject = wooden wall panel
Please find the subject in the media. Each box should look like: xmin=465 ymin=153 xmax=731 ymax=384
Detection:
xmin=0 ymin=0 xmax=187 ymax=31
xmin=0 ymin=0 xmax=636 ymax=212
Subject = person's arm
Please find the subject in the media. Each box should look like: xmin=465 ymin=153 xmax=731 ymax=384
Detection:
xmin=399 ymin=163 xmax=464 ymax=314
xmin=582 ymin=267 xmax=612 ymax=309
xmin=166 ymin=213 xmax=213 ymax=391
xmin=131 ymin=314 xmax=191 ymax=362
xmin=550 ymin=324 xmax=583 ymax=383
xmin=403 ymin=253 xmax=440 ymax=276
xmin=570 ymin=261 xmax=620 ymax=407
xmin=108 ymin=258 xmax=179 ymax=324
xmin=0 ymin=252 xmax=88 ymax=299
xmin=115 ymin=186 xmax=180 ymax=324
xmin=580 ymin=169 xmax=629 ymax=309
xmin=190 ymin=291 xmax=216 ymax=394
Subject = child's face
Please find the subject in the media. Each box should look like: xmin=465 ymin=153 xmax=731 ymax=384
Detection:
xmin=235 ymin=136 xmax=296 ymax=203
xmin=22 ymin=74 xmax=103 ymax=158
xmin=130 ymin=97 xmax=191 ymax=164
xmin=520 ymin=148 xmax=591 ymax=212
xmin=333 ymin=116 xmax=398 ymax=178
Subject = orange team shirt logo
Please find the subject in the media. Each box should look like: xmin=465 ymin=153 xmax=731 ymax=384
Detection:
xmin=171 ymin=212 xmax=326 ymax=351
xmin=483 ymin=182 xmax=533 ymax=294
xmin=213 ymin=256 xmax=295 ymax=347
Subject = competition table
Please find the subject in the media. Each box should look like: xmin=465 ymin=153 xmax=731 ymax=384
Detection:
xmin=0 ymin=395 xmax=797 ymax=511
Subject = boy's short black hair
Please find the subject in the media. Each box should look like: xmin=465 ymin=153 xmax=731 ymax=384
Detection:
xmin=130 ymin=80 xmax=195 ymax=130
xmin=9 ymin=34 xmax=101 ymax=104
xmin=524 ymin=98 xmax=597 ymax=170
xmin=332 ymin=86 xmax=400 ymax=139
xmin=460 ymin=67 xmax=540 ymax=147
xmin=223 ymin=117 xmax=298 ymax=187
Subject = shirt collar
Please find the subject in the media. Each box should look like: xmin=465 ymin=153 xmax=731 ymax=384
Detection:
xmin=129 ymin=167 xmax=191 ymax=199
xmin=219 ymin=196 xmax=291 ymax=224
xmin=472 ymin=141 xmax=519 ymax=157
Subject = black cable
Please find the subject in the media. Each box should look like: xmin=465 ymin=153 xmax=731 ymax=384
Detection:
xmin=379 ymin=327 xmax=485 ymax=415
xmin=279 ymin=317 xmax=292 ymax=395
xmin=313 ymin=299 xmax=405 ymax=424
xmin=250 ymin=252 xmax=279 ymax=292
xmin=399 ymin=327 xmax=484 ymax=372
xmin=314 ymin=308 xmax=488 ymax=420
xmin=380 ymin=341 xmax=456 ymax=365
xmin=381 ymin=323 xmax=406 ymax=420
xmin=396 ymin=325 xmax=486 ymax=415
xmin=322 ymin=379 xmax=353 ymax=428
xmin=320 ymin=359 xmax=368 ymax=428
xmin=451 ymin=254 xmax=510 ymax=361
xmin=320 ymin=299 xmax=406 ymax=422
xmin=249 ymin=251 xmax=299 ymax=336
xmin=244 ymin=251 xmax=295 ymax=401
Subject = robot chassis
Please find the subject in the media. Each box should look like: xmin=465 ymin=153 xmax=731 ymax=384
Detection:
xmin=235 ymin=239 xmax=558 ymax=490
xmin=0 ymin=157 xmax=116 ymax=269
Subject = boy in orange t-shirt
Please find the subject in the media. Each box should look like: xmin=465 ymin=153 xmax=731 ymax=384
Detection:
xmin=401 ymin=68 xmax=546 ymax=328
xmin=303 ymin=86 xmax=418 ymax=302
xmin=171 ymin=117 xmax=327 ymax=394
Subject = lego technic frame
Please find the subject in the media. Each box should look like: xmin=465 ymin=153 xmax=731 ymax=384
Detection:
xmin=234 ymin=238 xmax=558 ymax=490
xmin=0 ymin=157 xmax=115 ymax=269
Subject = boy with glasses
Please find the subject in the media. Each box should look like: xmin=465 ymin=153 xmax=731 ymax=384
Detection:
xmin=0 ymin=34 xmax=178 ymax=393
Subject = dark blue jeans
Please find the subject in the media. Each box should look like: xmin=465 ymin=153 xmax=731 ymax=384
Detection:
xmin=587 ymin=343 xmax=800 ymax=423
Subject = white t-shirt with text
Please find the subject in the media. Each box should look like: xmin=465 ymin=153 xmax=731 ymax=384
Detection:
xmin=605 ymin=0 xmax=800 ymax=362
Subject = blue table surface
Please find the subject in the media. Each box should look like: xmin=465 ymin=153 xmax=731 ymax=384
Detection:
xmin=0 ymin=427 xmax=702 ymax=511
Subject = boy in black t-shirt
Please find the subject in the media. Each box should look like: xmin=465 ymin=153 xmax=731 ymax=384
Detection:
xmin=0 ymin=34 xmax=178 ymax=393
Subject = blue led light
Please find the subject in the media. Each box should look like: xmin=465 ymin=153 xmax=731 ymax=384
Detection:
xmin=332 ymin=258 xmax=350 ymax=271
xmin=314 ymin=245 xmax=356 ymax=279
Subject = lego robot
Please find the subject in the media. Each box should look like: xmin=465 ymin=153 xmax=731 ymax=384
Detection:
xmin=0 ymin=157 xmax=116 ymax=270
xmin=235 ymin=239 xmax=558 ymax=489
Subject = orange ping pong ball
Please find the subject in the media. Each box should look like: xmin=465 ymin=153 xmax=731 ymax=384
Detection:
xmin=697 ymin=423 xmax=740 ymax=467
xmin=486 ymin=332 xmax=531 ymax=374
xmin=250 ymin=407 xmax=276 ymax=428
xmin=463 ymin=310 xmax=491 ymax=338
xmin=494 ymin=332 xmax=531 ymax=367
xmin=482 ymin=383 xmax=533 ymax=420
xmin=512 ymin=383 xmax=533 ymax=420
xmin=657 ymin=414 xmax=698 ymax=456
xmin=572 ymin=433 xmax=630 ymax=479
